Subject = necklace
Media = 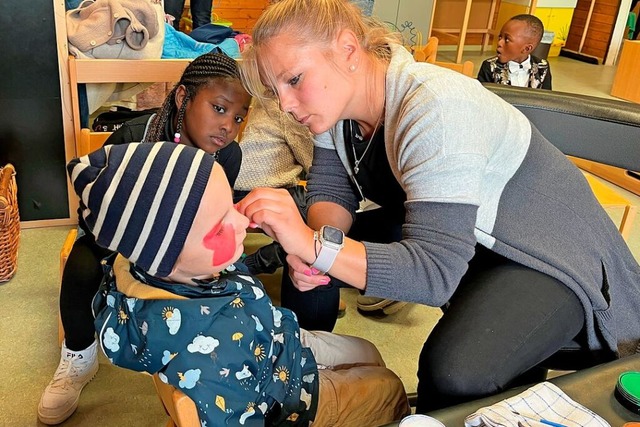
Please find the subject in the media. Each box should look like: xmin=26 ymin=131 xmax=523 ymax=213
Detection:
xmin=350 ymin=116 xmax=382 ymax=175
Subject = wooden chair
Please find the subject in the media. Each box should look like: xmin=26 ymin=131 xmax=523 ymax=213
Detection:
xmin=434 ymin=60 xmax=475 ymax=77
xmin=153 ymin=375 xmax=200 ymax=427
xmin=413 ymin=36 xmax=439 ymax=63
xmin=58 ymin=129 xmax=112 ymax=347
xmin=76 ymin=128 xmax=112 ymax=158
xmin=67 ymin=56 xmax=191 ymax=150
xmin=569 ymin=155 xmax=640 ymax=197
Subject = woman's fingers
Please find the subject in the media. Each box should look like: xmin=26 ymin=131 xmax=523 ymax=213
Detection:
xmin=238 ymin=190 xmax=296 ymax=226
xmin=236 ymin=188 xmax=291 ymax=217
xmin=237 ymin=188 xmax=311 ymax=256
xmin=287 ymin=254 xmax=331 ymax=292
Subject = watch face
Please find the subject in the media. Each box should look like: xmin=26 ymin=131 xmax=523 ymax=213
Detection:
xmin=323 ymin=226 xmax=344 ymax=245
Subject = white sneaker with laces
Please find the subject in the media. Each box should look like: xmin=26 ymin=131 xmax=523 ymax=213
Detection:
xmin=38 ymin=340 xmax=99 ymax=425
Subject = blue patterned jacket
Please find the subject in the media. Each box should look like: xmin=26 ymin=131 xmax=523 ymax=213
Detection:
xmin=93 ymin=254 xmax=318 ymax=426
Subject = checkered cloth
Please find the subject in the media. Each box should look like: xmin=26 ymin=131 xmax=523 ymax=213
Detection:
xmin=464 ymin=382 xmax=610 ymax=427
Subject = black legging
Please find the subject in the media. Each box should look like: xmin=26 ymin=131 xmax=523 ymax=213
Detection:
xmin=416 ymin=246 xmax=585 ymax=412
xmin=59 ymin=230 xmax=112 ymax=351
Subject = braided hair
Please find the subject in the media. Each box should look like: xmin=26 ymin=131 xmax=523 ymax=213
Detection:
xmin=144 ymin=51 xmax=241 ymax=143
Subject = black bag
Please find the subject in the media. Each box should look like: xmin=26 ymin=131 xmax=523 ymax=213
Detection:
xmin=92 ymin=107 xmax=158 ymax=132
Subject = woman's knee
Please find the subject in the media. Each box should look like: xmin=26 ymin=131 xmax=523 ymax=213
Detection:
xmin=418 ymin=340 xmax=503 ymax=400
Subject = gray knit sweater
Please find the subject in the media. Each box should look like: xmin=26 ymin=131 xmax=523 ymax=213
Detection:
xmin=307 ymin=44 xmax=640 ymax=356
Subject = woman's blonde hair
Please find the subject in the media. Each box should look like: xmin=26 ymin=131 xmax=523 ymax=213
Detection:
xmin=240 ymin=0 xmax=400 ymax=101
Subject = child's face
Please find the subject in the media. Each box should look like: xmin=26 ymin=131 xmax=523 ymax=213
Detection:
xmin=177 ymin=79 xmax=252 ymax=153
xmin=169 ymin=163 xmax=250 ymax=282
xmin=496 ymin=20 xmax=535 ymax=64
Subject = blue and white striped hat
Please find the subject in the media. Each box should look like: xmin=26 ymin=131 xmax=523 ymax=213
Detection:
xmin=67 ymin=142 xmax=216 ymax=277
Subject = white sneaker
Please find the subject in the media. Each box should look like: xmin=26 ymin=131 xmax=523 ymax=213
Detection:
xmin=38 ymin=341 xmax=99 ymax=425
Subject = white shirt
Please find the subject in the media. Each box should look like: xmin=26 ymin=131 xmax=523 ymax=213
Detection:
xmin=507 ymin=56 xmax=532 ymax=87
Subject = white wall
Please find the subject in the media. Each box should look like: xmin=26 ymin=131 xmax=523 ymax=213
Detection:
xmin=373 ymin=0 xmax=435 ymax=46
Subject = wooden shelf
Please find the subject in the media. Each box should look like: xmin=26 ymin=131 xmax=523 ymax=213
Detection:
xmin=70 ymin=58 xmax=191 ymax=84
xmin=429 ymin=0 xmax=498 ymax=63
xmin=67 ymin=57 xmax=193 ymax=163
xmin=611 ymin=40 xmax=640 ymax=104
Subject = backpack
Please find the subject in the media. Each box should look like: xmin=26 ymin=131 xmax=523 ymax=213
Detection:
xmin=92 ymin=107 xmax=158 ymax=132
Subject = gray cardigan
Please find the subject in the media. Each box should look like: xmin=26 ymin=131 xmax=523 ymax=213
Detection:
xmin=308 ymin=44 xmax=640 ymax=357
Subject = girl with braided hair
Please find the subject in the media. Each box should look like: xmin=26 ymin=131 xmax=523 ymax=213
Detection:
xmin=38 ymin=51 xmax=251 ymax=426
xmin=107 ymin=50 xmax=251 ymax=185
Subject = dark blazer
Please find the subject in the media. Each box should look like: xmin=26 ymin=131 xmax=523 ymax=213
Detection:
xmin=477 ymin=55 xmax=552 ymax=90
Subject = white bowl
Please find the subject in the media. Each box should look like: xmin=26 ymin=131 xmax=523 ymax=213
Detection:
xmin=399 ymin=414 xmax=446 ymax=427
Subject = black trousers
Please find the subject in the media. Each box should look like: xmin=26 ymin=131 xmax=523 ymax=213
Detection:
xmin=59 ymin=231 xmax=112 ymax=351
xmin=416 ymin=246 xmax=585 ymax=412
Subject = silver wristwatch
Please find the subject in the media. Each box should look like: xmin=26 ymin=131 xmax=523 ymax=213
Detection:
xmin=311 ymin=225 xmax=345 ymax=273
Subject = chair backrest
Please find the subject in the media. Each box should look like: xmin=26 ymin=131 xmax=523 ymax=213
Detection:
xmin=434 ymin=60 xmax=475 ymax=77
xmin=414 ymin=36 xmax=439 ymax=63
xmin=484 ymin=83 xmax=640 ymax=171
xmin=78 ymin=128 xmax=112 ymax=157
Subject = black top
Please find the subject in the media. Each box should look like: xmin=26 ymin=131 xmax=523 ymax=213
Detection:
xmin=343 ymin=119 xmax=406 ymax=224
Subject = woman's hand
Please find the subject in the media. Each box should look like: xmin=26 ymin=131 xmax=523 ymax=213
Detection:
xmin=237 ymin=187 xmax=335 ymax=292
xmin=286 ymin=254 xmax=332 ymax=292
xmin=236 ymin=188 xmax=315 ymax=263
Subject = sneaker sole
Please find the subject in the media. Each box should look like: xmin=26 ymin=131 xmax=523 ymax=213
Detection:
xmin=357 ymin=300 xmax=408 ymax=315
xmin=38 ymin=397 xmax=81 ymax=426
xmin=37 ymin=366 xmax=98 ymax=425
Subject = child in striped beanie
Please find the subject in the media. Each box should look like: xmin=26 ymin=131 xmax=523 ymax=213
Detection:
xmin=66 ymin=141 xmax=409 ymax=427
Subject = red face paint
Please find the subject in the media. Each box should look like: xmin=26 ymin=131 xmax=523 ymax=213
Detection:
xmin=202 ymin=222 xmax=236 ymax=266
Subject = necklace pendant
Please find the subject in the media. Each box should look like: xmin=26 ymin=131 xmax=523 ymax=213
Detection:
xmin=354 ymin=165 xmax=359 ymax=174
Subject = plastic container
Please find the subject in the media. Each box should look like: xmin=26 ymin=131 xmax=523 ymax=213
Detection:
xmin=549 ymin=41 xmax=565 ymax=57
xmin=532 ymin=30 xmax=555 ymax=60
xmin=615 ymin=371 xmax=640 ymax=415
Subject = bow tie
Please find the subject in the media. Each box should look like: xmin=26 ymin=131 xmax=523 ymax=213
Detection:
xmin=508 ymin=60 xmax=531 ymax=74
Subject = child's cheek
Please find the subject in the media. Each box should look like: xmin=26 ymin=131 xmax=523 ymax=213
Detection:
xmin=202 ymin=223 xmax=236 ymax=266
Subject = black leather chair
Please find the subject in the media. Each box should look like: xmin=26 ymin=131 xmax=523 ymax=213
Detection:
xmin=484 ymin=83 xmax=640 ymax=173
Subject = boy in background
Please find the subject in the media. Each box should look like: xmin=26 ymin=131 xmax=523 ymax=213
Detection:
xmin=66 ymin=142 xmax=409 ymax=426
xmin=477 ymin=14 xmax=552 ymax=89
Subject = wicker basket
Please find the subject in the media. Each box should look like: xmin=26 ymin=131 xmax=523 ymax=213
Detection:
xmin=0 ymin=164 xmax=19 ymax=282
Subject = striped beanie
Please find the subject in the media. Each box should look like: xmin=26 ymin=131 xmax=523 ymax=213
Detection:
xmin=67 ymin=142 xmax=215 ymax=277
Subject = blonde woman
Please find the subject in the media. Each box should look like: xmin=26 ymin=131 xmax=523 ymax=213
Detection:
xmin=237 ymin=0 xmax=640 ymax=412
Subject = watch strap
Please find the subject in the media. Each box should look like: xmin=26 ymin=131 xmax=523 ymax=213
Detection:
xmin=311 ymin=227 xmax=342 ymax=273
xmin=311 ymin=242 xmax=340 ymax=273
